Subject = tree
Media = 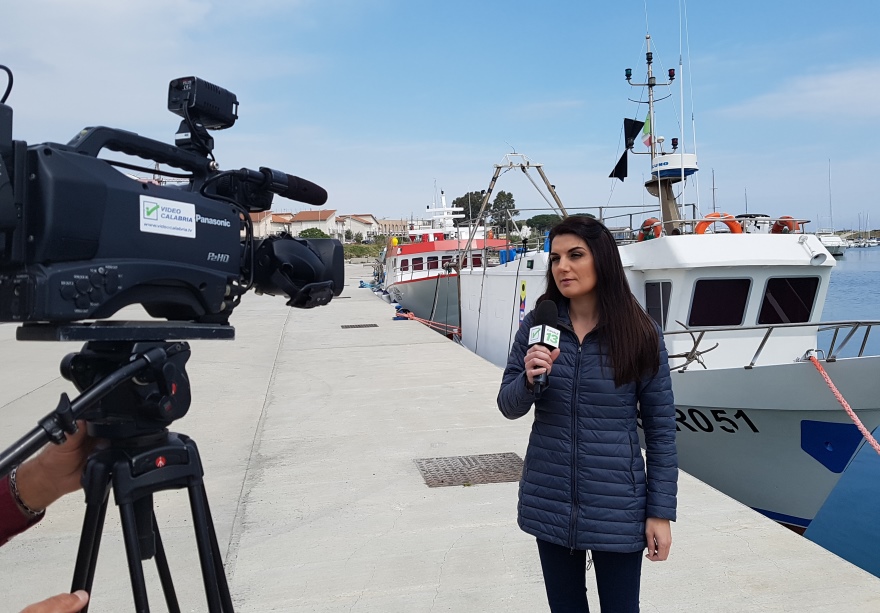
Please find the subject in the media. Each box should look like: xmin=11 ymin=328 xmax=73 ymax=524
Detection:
xmin=344 ymin=229 xmax=353 ymax=241
xmin=525 ymin=214 xmax=563 ymax=233
xmin=451 ymin=191 xmax=487 ymax=225
xmin=487 ymin=191 xmax=518 ymax=226
xmin=299 ymin=227 xmax=329 ymax=238
xmin=354 ymin=232 xmax=364 ymax=243
xmin=450 ymin=190 xmax=518 ymax=227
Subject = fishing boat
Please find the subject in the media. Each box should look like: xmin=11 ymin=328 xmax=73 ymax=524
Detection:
xmin=458 ymin=35 xmax=880 ymax=576
xmin=375 ymin=191 xmax=507 ymax=332
xmin=816 ymin=229 xmax=847 ymax=256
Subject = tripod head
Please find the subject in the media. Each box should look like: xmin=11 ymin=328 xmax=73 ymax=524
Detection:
xmin=63 ymin=339 xmax=192 ymax=441
xmin=0 ymin=322 xmax=233 ymax=476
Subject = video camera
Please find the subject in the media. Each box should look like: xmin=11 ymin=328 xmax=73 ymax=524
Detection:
xmin=0 ymin=71 xmax=343 ymax=334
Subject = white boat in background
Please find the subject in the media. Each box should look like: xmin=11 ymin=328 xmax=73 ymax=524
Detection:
xmin=816 ymin=230 xmax=847 ymax=256
xmin=375 ymin=191 xmax=506 ymax=332
xmin=457 ymin=34 xmax=880 ymax=577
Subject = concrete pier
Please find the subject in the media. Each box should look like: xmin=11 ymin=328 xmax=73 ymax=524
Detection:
xmin=2 ymin=263 xmax=879 ymax=611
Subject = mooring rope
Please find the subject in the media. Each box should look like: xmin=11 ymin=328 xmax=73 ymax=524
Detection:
xmin=809 ymin=355 xmax=880 ymax=456
xmin=395 ymin=310 xmax=461 ymax=337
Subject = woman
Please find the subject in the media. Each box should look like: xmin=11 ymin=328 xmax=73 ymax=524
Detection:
xmin=497 ymin=216 xmax=677 ymax=613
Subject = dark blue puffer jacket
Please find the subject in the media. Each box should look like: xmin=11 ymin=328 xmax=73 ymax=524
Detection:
xmin=497 ymin=301 xmax=677 ymax=553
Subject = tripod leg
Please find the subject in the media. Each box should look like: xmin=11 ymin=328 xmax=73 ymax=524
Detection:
xmin=201 ymin=487 xmax=235 ymax=611
xmin=152 ymin=512 xmax=182 ymax=613
xmin=188 ymin=482 xmax=224 ymax=612
xmin=71 ymin=452 xmax=113 ymax=602
xmin=119 ymin=501 xmax=152 ymax=612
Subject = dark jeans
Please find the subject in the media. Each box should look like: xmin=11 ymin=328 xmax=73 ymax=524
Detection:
xmin=536 ymin=538 xmax=642 ymax=613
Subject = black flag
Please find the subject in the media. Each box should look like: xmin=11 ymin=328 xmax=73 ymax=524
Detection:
xmin=624 ymin=117 xmax=645 ymax=149
xmin=609 ymin=151 xmax=628 ymax=181
xmin=610 ymin=117 xmax=646 ymax=181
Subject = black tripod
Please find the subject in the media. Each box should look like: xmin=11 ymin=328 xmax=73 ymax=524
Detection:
xmin=73 ymin=430 xmax=232 ymax=612
xmin=0 ymin=325 xmax=237 ymax=612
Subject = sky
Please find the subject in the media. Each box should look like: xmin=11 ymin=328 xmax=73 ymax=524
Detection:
xmin=2 ymin=0 xmax=879 ymax=231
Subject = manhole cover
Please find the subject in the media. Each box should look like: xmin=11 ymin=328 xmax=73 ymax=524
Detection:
xmin=340 ymin=323 xmax=379 ymax=329
xmin=414 ymin=453 xmax=523 ymax=487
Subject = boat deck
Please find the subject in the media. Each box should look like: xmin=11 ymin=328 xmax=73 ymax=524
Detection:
xmin=1 ymin=262 xmax=878 ymax=611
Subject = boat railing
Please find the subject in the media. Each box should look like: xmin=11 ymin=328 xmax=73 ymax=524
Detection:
xmin=662 ymin=319 xmax=880 ymax=370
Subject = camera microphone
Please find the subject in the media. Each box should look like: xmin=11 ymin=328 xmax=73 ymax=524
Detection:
xmin=529 ymin=300 xmax=561 ymax=398
xmin=237 ymin=167 xmax=328 ymax=206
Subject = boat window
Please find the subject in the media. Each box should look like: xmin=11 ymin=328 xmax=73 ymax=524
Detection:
xmin=688 ymin=278 xmax=751 ymax=327
xmin=427 ymin=256 xmax=439 ymax=270
xmin=758 ymin=277 xmax=820 ymax=324
xmin=400 ymin=259 xmax=409 ymax=272
xmin=412 ymin=257 xmax=424 ymax=271
xmin=645 ymin=281 xmax=672 ymax=330
xmin=471 ymin=254 xmax=482 ymax=268
xmin=441 ymin=255 xmax=453 ymax=268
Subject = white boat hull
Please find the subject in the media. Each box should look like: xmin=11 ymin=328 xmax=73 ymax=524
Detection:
xmin=388 ymin=273 xmax=460 ymax=329
xmin=667 ymin=358 xmax=880 ymax=528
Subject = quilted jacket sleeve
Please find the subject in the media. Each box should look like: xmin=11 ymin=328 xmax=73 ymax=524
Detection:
xmin=497 ymin=311 xmax=537 ymax=420
xmin=638 ymin=332 xmax=678 ymax=520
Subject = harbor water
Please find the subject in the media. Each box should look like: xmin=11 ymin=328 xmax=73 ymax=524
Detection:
xmin=819 ymin=247 xmax=880 ymax=357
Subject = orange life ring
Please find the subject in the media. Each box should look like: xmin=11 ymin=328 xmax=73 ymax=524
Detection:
xmin=694 ymin=212 xmax=743 ymax=235
xmin=637 ymin=217 xmax=662 ymax=241
xmin=771 ymin=215 xmax=799 ymax=234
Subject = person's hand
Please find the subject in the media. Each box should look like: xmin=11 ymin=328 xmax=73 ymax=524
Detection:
xmin=645 ymin=517 xmax=672 ymax=561
xmin=19 ymin=590 xmax=89 ymax=613
xmin=524 ymin=345 xmax=561 ymax=386
xmin=15 ymin=422 xmax=95 ymax=512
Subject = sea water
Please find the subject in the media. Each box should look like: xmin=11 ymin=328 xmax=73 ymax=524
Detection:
xmin=818 ymin=247 xmax=880 ymax=357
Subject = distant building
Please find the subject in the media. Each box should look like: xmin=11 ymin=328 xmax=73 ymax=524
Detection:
xmin=289 ymin=210 xmax=338 ymax=238
xmin=249 ymin=211 xmax=274 ymax=238
xmin=378 ymin=219 xmax=409 ymax=237
xmin=336 ymin=214 xmax=379 ymax=241
xmin=246 ymin=210 xmax=433 ymax=242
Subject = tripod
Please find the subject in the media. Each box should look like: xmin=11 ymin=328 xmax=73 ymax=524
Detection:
xmin=73 ymin=430 xmax=232 ymax=612
xmin=0 ymin=327 xmax=237 ymax=612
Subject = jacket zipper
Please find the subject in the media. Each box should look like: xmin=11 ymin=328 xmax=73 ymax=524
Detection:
xmin=568 ymin=341 xmax=582 ymax=549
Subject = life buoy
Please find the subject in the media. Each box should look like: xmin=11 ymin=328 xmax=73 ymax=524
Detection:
xmin=771 ymin=215 xmax=799 ymax=234
xmin=637 ymin=217 xmax=662 ymax=241
xmin=694 ymin=212 xmax=743 ymax=235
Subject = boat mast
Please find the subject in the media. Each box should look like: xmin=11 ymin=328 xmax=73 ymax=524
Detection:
xmin=626 ymin=34 xmax=684 ymax=235
xmin=828 ymin=159 xmax=833 ymax=231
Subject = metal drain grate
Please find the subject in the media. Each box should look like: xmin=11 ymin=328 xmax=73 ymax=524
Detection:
xmin=340 ymin=323 xmax=379 ymax=329
xmin=414 ymin=453 xmax=523 ymax=487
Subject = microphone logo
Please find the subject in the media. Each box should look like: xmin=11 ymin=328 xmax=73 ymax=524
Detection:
xmin=528 ymin=324 xmax=560 ymax=348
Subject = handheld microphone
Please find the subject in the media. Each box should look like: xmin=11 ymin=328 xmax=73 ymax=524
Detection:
xmin=529 ymin=300 xmax=560 ymax=397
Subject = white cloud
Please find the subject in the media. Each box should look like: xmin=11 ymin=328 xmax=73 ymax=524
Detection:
xmin=716 ymin=65 xmax=880 ymax=121
xmin=0 ymin=1 xmax=320 ymax=142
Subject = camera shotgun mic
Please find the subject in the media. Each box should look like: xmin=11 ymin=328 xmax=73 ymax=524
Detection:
xmin=529 ymin=300 xmax=561 ymax=398
xmin=236 ymin=167 xmax=328 ymax=206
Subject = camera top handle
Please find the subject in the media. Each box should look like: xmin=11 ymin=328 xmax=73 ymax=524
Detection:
xmin=66 ymin=126 xmax=214 ymax=178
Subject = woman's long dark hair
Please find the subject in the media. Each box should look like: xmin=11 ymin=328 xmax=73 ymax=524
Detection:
xmin=537 ymin=216 xmax=660 ymax=387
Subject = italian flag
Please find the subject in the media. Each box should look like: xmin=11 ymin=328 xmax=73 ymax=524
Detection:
xmin=642 ymin=114 xmax=652 ymax=147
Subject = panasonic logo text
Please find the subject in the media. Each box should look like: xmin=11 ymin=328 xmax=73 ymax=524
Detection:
xmin=196 ymin=214 xmax=232 ymax=227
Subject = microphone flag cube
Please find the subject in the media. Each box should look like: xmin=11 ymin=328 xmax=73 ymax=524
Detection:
xmin=528 ymin=324 xmax=561 ymax=349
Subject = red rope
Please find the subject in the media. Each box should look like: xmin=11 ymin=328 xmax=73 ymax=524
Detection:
xmin=395 ymin=311 xmax=461 ymax=336
xmin=809 ymin=355 xmax=880 ymax=456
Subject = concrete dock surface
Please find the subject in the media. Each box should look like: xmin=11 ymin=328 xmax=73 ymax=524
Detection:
xmin=2 ymin=262 xmax=879 ymax=612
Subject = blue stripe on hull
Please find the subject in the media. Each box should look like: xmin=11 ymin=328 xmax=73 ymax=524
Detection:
xmin=752 ymin=507 xmax=811 ymax=529
xmin=804 ymin=424 xmax=880 ymax=578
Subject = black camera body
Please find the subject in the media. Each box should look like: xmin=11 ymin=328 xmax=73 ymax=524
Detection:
xmin=0 ymin=74 xmax=343 ymax=329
